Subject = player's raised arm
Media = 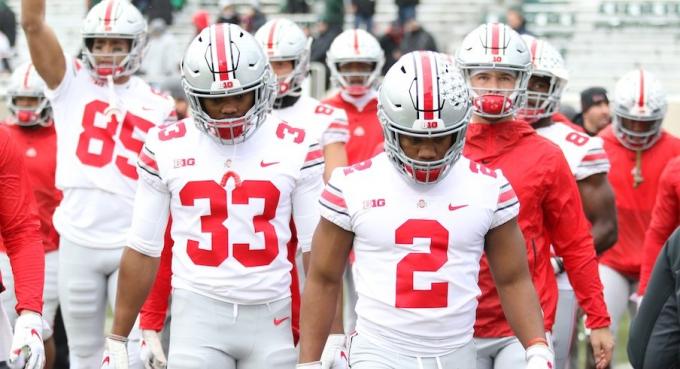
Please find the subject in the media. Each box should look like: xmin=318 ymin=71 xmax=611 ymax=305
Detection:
xmin=20 ymin=0 xmax=66 ymax=89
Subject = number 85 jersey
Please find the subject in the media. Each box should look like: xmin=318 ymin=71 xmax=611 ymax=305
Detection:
xmin=128 ymin=115 xmax=324 ymax=303
xmin=320 ymin=153 xmax=519 ymax=356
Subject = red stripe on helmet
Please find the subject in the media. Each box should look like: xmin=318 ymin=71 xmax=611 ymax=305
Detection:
xmin=214 ymin=24 xmax=230 ymax=81
xmin=491 ymin=23 xmax=500 ymax=55
xmin=353 ymin=30 xmax=360 ymax=55
xmin=638 ymin=69 xmax=645 ymax=108
xmin=267 ymin=20 xmax=277 ymax=51
xmin=23 ymin=64 xmax=33 ymax=89
xmin=530 ymin=39 xmax=538 ymax=65
xmin=420 ymin=52 xmax=434 ymax=120
xmin=104 ymin=1 xmax=115 ymax=31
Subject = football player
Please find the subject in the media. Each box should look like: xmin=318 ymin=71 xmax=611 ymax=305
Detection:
xmin=456 ymin=23 xmax=614 ymax=369
xmin=21 ymin=0 xmax=176 ymax=367
xmin=1 ymin=62 xmax=62 ymax=369
xmin=102 ymin=23 xmax=324 ymax=369
xmin=517 ymin=36 xmax=618 ymax=369
xmin=298 ymin=50 xmax=550 ymax=369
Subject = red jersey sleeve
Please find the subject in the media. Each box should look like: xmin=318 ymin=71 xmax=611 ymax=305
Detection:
xmin=0 ymin=128 xmax=44 ymax=314
xmin=639 ymin=158 xmax=680 ymax=295
xmin=139 ymin=218 xmax=173 ymax=331
xmin=545 ymin=152 xmax=611 ymax=329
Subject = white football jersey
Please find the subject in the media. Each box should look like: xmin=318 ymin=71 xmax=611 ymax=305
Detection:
xmin=274 ymin=95 xmax=349 ymax=147
xmin=128 ymin=115 xmax=324 ymax=304
xmin=320 ymin=153 xmax=519 ymax=356
xmin=45 ymin=55 xmax=175 ymax=248
xmin=537 ymin=122 xmax=610 ymax=180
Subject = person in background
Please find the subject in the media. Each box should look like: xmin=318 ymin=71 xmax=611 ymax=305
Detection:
xmin=191 ymin=9 xmax=210 ymax=35
xmin=378 ymin=21 xmax=402 ymax=75
xmin=216 ymin=0 xmax=239 ymax=25
xmin=399 ymin=19 xmax=437 ymax=54
xmin=573 ymin=87 xmax=611 ymax=136
xmin=240 ymin=0 xmax=266 ymax=33
xmin=395 ymin=0 xmax=417 ymax=26
xmin=351 ymin=0 xmax=375 ymax=33
xmin=506 ymin=7 xmax=533 ymax=36
xmin=139 ymin=18 xmax=180 ymax=88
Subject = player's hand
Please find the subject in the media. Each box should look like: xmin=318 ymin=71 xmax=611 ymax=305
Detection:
xmin=100 ymin=335 xmax=129 ymax=369
xmin=139 ymin=330 xmax=167 ymax=369
xmin=320 ymin=334 xmax=348 ymax=369
xmin=297 ymin=362 xmax=322 ymax=369
xmin=589 ymin=327 xmax=614 ymax=369
xmin=525 ymin=344 xmax=554 ymax=369
xmin=8 ymin=311 xmax=45 ymax=369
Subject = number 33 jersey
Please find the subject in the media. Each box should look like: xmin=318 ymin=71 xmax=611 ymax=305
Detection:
xmin=319 ymin=153 xmax=519 ymax=356
xmin=128 ymin=115 xmax=324 ymax=304
xmin=45 ymin=55 xmax=175 ymax=248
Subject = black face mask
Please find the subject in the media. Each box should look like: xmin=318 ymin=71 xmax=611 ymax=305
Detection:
xmin=274 ymin=91 xmax=301 ymax=109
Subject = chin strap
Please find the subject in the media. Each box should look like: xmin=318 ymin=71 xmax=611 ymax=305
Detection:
xmin=633 ymin=150 xmax=644 ymax=188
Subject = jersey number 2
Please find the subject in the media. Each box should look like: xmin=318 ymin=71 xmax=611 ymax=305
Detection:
xmin=179 ymin=180 xmax=280 ymax=267
xmin=76 ymin=100 xmax=154 ymax=180
xmin=395 ymin=219 xmax=449 ymax=308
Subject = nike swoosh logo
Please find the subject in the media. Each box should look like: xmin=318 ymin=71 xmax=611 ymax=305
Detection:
xmin=260 ymin=160 xmax=280 ymax=168
xmin=340 ymin=351 xmax=348 ymax=361
xmin=142 ymin=106 xmax=154 ymax=111
xmin=102 ymin=356 xmax=110 ymax=365
xmin=30 ymin=328 xmax=41 ymax=339
xmin=273 ymin=316 xmax=289 ymax=326
xmin=448 ymin=204 xmax=468 ymax=211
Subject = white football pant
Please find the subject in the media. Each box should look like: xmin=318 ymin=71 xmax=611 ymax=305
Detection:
xmin=552 ymin=272 xmax=578 ymax=369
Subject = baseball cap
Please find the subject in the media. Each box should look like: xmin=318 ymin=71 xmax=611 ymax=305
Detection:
xmin=581 ymin=87 xmax=609 ymax=112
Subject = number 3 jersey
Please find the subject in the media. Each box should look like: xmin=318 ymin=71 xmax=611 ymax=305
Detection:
xmin=128 ymin=115 xmax=324 ymax=304
xmin=274 ymin=95 xmax=349 ymax=148
xmin=44 ymin=55 xmax=175 ymax=248
xmin=319 ymin=153 xmax=519 ymax=356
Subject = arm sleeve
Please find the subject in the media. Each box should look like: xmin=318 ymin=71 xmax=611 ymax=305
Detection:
xmin=491 ymin=174 xmax=520 ymax=229
xmin=127 ymin=143 xmax=171 ymax=257
xmin=318 ymin=168 xmax=352 ymax=233
xmin=293 ymin=143 xmax=325 ymax=253
xmin=547 ymin=153 xmax=611 ymax=329
xmin=140 ymin=218 xmax=173 ymax=331
xmin=319 ymin=108 xmax=350 ymax=147
xmin=639 ymin=161 xmax=680 ymax=295
xmin=0 ymin=130 xmax=44 ymax=314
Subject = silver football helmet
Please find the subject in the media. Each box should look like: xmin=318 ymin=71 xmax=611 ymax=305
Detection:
xmin=455 ymin=23 xmax=532 ymax=119
xmin=379 ymin=51 xmax=472 ymax=184
xmin=81 ymin=0 xmax=148 ymax=80
xmin=517 ymin=35 xmax=568 ymax=124
xmin=254 ymin=19 xmax=311 ymax=99
xmin=181 ymin=23 xmax=276 ymax=144
xmin=612 ymin=69 xmax=667 ymax=151
xmin=327 ymin=29 xmax=385 ymax=96
xmin=6 ymin=62 xmax=52 ymax=127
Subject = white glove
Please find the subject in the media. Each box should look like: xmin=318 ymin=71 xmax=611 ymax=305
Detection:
xmin=100 ymin=335 xmax=129 ymax=369
xmin=526 ymin=344 xmax=555 ymax=369
xmin=8 ymin=311 xmax=45 ymax=369
xmin=139 ymin=330 xmax=167 ymax=369
xmin=297 ymin=362 xmax=322 ymax=369
xmin=320 ymin=334 xmax=348 ymax=369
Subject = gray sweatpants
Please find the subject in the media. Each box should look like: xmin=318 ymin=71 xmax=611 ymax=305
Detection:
xmin=168 ymin=289 xmax=296 ymax=369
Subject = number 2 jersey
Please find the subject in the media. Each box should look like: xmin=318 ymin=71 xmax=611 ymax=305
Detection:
xmin=319 ymin=153 xmax=519 ymax=356
xmin=44 ymin=55 xmax=175 ymax=248
xmin=128 ymin=115 xmax=324 ymax=303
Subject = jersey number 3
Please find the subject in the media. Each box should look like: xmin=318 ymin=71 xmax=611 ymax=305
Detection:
xmin=395 ymin=219 xmax=449 ymax=308
xmin=76 ymin=100 xmax=155 ymax=180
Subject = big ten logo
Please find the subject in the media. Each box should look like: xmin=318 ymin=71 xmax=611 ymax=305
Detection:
xmin=174 ymin=158 xmax=196 ymax=168
xmin=492 ymin=56 xmax=503 ymax=63
xmin=362 ymin=198 xmax=386 ymax=209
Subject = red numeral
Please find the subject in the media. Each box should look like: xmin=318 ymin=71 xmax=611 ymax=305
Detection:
xmin=276 ymin=122 xmax=306 ymax=144
xmin=343 ymin=159 xmax=373 ymax=175
xmin=159 ymin=122 xmax=187 ymax=141
xmin=565 ymin=132 xmax=589 ymax=147
xmin=395 ymin=220 xmax=449 ymax=308
xmin=314 ymin=105 xmax=334 ymax=115
xmin=469 ymin=161 xmax=497 ymax=178
xmin=179 ymin=180 xmax=281 ymax=268
xmin=76 ymin=100 xmax=155 ymax=179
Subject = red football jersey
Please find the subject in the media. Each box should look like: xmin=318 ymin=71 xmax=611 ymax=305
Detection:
xmin=464 ymin=120 xmax=609 ymax=338
xmin=639 ymin=157 xmax=680 ymax=294
xmin=323 ymin=92 xmax=383 ymax=165
xmin=599 ymin=126 xmax=680 ymax=277
xmin=1 ymin=123 xmax=61 ymax=253
xmin=0 ymin=125 xmax=44 ymax=313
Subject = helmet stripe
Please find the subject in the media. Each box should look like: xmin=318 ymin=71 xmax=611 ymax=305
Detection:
xmin=104 ymin=0 xmax=115 ymax=31
xmin=23 ymin=64 xmax=33 ymax=89
xmin=213 ymin=24 xmax=231 ymax=81
xmin=530 ymin=38 xmax=538 ymax=65
xmin=267 ymin=20 xmax=278 ymax=52
xmin=491 ymin=23 xmax=500 ymax=55
xmin=416 ymin=52 xmax=437 ymax=120
xmin=353 ymin=30 xmax=360 ymax=55
xmin=638 ymin=69 xmax=645 ymax=108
